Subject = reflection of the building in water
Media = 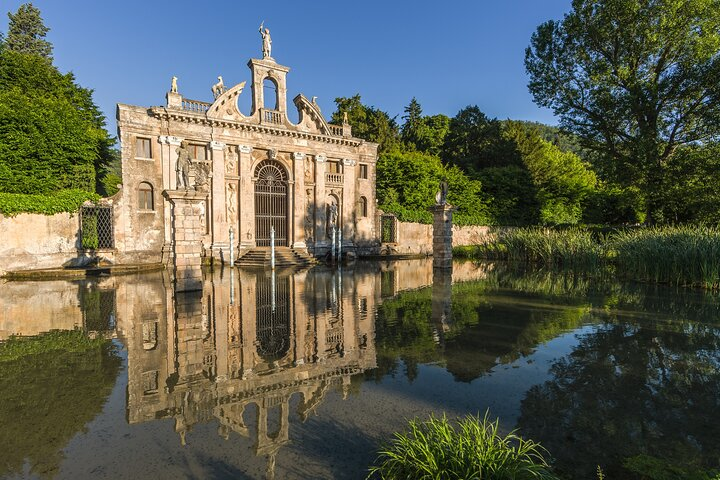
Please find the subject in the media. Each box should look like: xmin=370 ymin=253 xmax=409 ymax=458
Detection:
xmin=125 ymin=267 xmax=378 ymax=477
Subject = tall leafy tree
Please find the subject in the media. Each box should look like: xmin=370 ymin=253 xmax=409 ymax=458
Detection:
xmin=6 ymin=3 xmax=52 ymax=59
xmin=331 ymin=94 xmax=401 ymax=153
xmin=400 ymin=97 xmax=423 ymax=147
xmin=525 ymin=0 xmax=720 ymax=222
xmin=0 ymin=4 xmax=113 ymax=194
xmin=441 ymin=106 xmax=515 ymax=171
xmin=377 ymin=150 xmax=491 ymax=225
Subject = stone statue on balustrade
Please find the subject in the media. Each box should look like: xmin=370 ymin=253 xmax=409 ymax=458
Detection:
xmin=176 ymin=141 xmax=191 ymax=189
xmin=435 ymin=177 xmax=448 ymax=205
xmin=259 ymin=22 xmax=272 ymax=59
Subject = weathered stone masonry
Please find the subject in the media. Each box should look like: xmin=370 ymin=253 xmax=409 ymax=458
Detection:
xmin=116 ymin=54 xmax=379 ymax=266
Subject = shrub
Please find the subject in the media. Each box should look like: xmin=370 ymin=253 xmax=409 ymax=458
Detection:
xmin=0 ymin=188 xmax=99 ymax=216
xmin=367 ymin=413 xmax=558 ymax=480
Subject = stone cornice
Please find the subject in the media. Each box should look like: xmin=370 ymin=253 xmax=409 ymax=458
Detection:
xmin=150 ymin=107 xmax=365 ymax=148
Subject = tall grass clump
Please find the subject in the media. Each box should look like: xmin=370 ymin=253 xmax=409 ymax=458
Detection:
xmin=367 ymin=413 xmax=558 ymax=480
xmin=498 ymin=227 xmax=604 ymax=270
xmin=611 ymin=225 xmax=720 ymax=289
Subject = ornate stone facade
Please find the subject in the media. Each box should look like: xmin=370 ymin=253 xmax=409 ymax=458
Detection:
xmin=116 ymin=53 xmax=379 ymax=265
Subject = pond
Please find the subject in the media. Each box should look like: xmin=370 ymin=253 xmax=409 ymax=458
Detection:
xmin=1 ymin=259 xmax=719 ymax=479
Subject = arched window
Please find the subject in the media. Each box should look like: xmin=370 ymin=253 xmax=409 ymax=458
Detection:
xmin=138 ymin=182 xmax=154 ymax=210
xmin=358 ymin=196 xmax=368 ymax=217
xmin=263 ymin=77 xmax=278 ymax=110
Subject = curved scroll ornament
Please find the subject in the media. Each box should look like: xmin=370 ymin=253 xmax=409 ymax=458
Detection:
xmin=207 ymin=81 xmax=247 ymax=121
xmin=293 ymin=94 xmax=332 ymax=135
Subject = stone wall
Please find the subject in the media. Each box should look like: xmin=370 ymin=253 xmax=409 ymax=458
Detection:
xmin=388 ymin=221 xmax=494 ymax=257
xmin=0 ymin=212 xmax=81 ymax=276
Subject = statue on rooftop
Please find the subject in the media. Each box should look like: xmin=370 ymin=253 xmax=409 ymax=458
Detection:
xmin=211 ymin=76 xmax=226 ymax=98
xmin=259 ymin=22 xmax=272 ymax=59
xmin=171 ymin=76 xmax=178 ymax=93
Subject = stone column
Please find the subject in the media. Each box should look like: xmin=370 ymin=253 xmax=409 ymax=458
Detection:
xmin=342 ymin=158 xmax=356 ymax=249
xmin=292 ymin=152 xmax=307 ymax=249
xmin=164 ymin=189 xmax=208 ymax=292
xmin=430 ymin=204 xmax=456 ymax=269
xmin=209 ymin=141 xmax=229 ymax=262
xmin=314 ymin=154 xmax=327 ymax=251
xmin=238 ymin=145 xmax=255 ymax=251
xmin=160 ymin=136 xmax=184 ymax=263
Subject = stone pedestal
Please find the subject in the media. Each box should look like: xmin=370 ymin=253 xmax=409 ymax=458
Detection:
xmin=164 ymin=189 xmax=208 ymax=292
xmin=430 ymin=204 xmax=456 ymax=269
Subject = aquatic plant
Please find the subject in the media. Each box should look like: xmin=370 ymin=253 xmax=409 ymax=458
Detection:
xmin=457 ymin=225 xmax=720 ymax=289
xmin=611 ymin=226 xmax=720 ymax=289
xmin=367 ymin=412 xmax=558 ymax=479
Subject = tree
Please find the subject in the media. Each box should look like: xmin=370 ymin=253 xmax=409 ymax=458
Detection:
xmin=376 ymin=151 xmax=491 ymax=225
xmin=525 ymin=0 xmax=720 ymax=222
xmin=331 ymin=94 xmax=401 ymax=153
xmin=0 ymin=5 xmax=113 ymax=194
xmin=400 ymin=97 xmax=423 ymax=147
xmin=6 ymin=3 xmax=52 ymax=59
xmin=441 ymin=106 xmax=515 ymax=171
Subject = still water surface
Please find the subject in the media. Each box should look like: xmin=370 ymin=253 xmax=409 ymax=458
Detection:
xmin=1 ymin=259 xmax=719 ymax=479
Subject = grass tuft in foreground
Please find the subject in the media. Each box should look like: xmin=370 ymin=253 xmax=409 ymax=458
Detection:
xmin=367 ymin=412 xmax=558 ymax=480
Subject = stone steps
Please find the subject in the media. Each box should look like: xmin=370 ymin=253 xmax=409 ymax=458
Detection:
xmin=235 ymin=247 xmax=316 ymax=268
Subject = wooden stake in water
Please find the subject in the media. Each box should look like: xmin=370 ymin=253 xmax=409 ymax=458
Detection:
xmin=331 ymin=227 xmax=337 ymax=262
xmin=229 ymin=226 xmax=235 ymax=267
xmin=338 ymin=228 xmax=342 ymax=263
xmin=270 ymin=225 xmax=276 ymax=270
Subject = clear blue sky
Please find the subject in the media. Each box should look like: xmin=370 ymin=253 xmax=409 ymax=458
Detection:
xmin=3 ymin=0 xmax=572 ymax=139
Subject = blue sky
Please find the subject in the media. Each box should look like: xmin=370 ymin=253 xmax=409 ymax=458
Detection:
xmin=3 ymin=1 xmax=572 ymax=138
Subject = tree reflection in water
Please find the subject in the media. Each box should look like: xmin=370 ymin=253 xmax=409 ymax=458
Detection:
xmin=518 ymin=309 xmax=720 ymax=479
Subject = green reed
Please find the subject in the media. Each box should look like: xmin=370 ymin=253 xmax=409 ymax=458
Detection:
xmin=457 ymin=225 xmax=720 ymax=289
xmin=611 ymin=226 xmax=720 ymax=289
xmin=367 ymin=412 xmax=558 ymax=480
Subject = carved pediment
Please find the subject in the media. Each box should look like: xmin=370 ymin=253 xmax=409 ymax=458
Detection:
xmin=207 ymin=81 xmax=247 ymax=121
xmin=293 ymin=94 xmax=331 ymax=135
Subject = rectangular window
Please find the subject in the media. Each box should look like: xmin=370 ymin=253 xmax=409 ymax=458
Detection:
xmin=135 ymin=137 xmax=152 ymax=159
xmin=142 ymin=371 xmax=158 ymax=394
xmin=327 ymin=161 xmax=342 ymax=174
xmin=138 ymin=184 xmax=153 ymax=210
xmin=359 ymin=164 xmax=368 ymax=179
xmin=189 ymin=144 xmax=206 ymax=161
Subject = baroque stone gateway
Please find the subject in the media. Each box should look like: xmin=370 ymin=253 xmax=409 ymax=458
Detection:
xmin=116 ymin=36 xmax=379 ymax=266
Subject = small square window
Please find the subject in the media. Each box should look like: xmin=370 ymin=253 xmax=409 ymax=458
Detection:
xmin=359 ymin=164 xmax=368 ymax=179
xmin=135 ymin=137 xmax=152 ymax=159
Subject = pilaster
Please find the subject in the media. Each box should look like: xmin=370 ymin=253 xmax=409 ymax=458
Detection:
xmin=314 ymin=154 xmax=327 ymax=248
xmin=209 ymin=141 xmax=229 ymax=262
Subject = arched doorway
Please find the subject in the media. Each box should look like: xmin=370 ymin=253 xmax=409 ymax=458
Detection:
xmin=255 ymin=160 xmax=288 ymax=246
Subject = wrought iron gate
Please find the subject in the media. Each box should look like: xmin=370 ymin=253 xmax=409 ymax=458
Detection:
xmin=81 ymin=205 xmax=114 ymax=249
xmin=256 ymin=273 xmax=290 ymax=361
xmin=255 ymin=160 xmax=288 ymax=246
